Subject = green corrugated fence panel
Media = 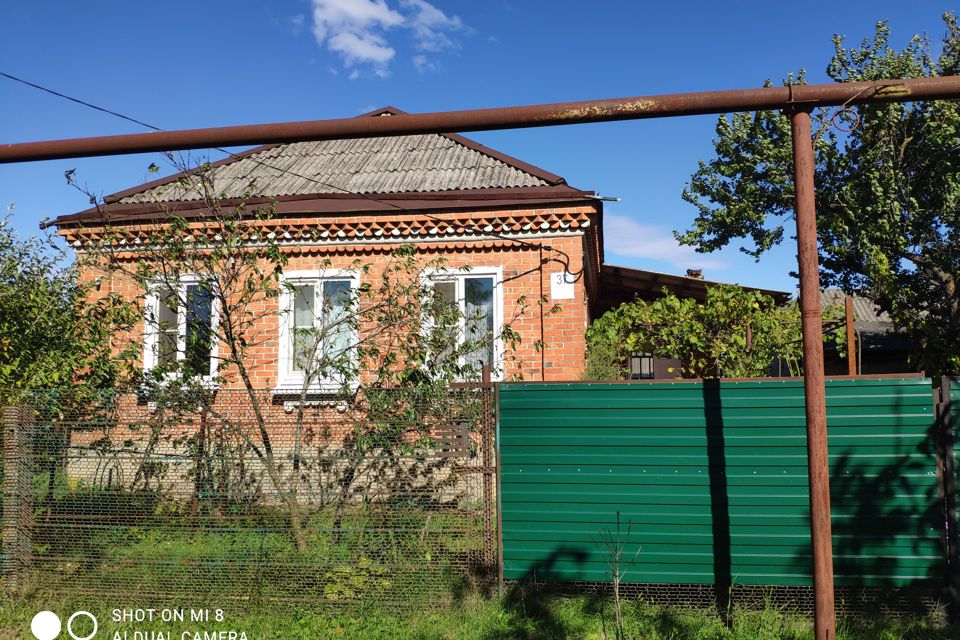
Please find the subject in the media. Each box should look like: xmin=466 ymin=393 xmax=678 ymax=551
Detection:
xmin=498 ymin=376 xmax=942 ymax=588
xmin=950 ymin=376 xmax=960 ymax=462
xmin=949 ymin=378 xmax=960 ymax=548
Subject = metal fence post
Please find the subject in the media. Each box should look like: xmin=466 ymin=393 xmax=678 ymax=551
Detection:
xmin=2 ymin=404 xmax=33 ymax=593
xmin=790 ymin=106 xmax=836 ymax=640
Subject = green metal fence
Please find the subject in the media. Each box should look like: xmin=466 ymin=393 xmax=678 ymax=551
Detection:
xmin=944 ymin=376 xmax=960 ymax=606
xmin=498 ymin=376 xmax=942 ymax=589
xmin=948 ymin=377 xmax=960 ymax=489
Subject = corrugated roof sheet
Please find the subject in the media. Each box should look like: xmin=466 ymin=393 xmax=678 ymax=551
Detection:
xmin=821 ymin=289 xmax=894 ymax=335
xmin=118 ymin=133 xmax=550 ymax=204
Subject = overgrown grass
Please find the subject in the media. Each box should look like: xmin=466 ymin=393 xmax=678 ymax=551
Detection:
xmin=15 ymin=487 xmax=958 ymax=638
xmin=30 ymin=487 xmax=488 ymax=604
xmin=1 ymin=591 xmax=955 ymax=639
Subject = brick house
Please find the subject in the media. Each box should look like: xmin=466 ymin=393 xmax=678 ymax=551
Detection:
xmin=45 ymin=107 xmax=783 ymax=387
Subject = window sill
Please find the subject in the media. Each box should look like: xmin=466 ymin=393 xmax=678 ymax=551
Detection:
xmin=138 ymin=375 xmax=220 ymax=394
xmin=271 ymin=382 xmax=357 ymax=414
xmin=136 ymin=376 xmax=220 ymax=413
xmin=271 ymin=380 xmax=358 ymax=396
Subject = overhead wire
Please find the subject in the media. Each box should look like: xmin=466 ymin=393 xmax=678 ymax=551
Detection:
xmin=0 ymin=71 xmax=163 ymax=132
xmin=0 ymin=71 xmax=580 ymax=275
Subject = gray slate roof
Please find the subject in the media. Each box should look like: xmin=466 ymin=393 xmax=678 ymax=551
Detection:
xmin=118 ymin=132 xmax=551 ymax=205
xmin=821 ymin=289 xmax=894 ymax=336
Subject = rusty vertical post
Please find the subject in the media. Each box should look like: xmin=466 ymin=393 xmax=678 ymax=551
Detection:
xmin=790 ymin=107 xmax=836 ymax=640
xmin=480 ymin=363 xmax=495 ymax=574
xmin=845 ymin=296 xmax=857 ymax=376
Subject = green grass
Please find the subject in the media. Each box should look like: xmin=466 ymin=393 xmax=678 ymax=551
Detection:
xmin=1 ymin=591 xmax=956 ymax=640
xmin=15 ymin=490 xmax=959 ymax=638
xmin=31 ymin=501 xmax=486 ymax=604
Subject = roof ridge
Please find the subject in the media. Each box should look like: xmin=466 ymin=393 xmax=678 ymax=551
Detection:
xmin=98 ymin=105 xmax=567 ymax=206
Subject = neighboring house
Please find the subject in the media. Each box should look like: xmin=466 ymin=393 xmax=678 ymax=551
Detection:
xmin=600 ymin=266 xmax=791 ymax=379
xmin=820 ymin=289 xmax=916 ymax=375
xmin=45 ymin=106 xmax=780 ymax=386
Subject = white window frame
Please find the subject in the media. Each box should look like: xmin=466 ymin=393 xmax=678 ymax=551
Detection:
xmin=143 ymin=275 xmax=220 ymax=382
xmin=422 ymin=266 xmax=504 ymax=381
xmin=629 ymin=353 xmax=655 ymax=379
xmin=275 ymin=269 xmax=360 ymax=394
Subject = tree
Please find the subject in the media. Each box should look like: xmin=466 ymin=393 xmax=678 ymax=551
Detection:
xmin=0 ymin=213 xmax=138 ymax=400
xmin=678 ymin=15 xmax=960 ymax=376
xmin=585 ymin=285 xmax=844 ymax=379
xmin=75 ymin=158 xmax=532 ymax=551
xmin=0 ymin=214 xmax=139 ymax=517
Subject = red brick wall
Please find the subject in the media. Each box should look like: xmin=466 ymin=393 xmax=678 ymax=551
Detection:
xmin=70 ymin=205 xmax=597 ymax=385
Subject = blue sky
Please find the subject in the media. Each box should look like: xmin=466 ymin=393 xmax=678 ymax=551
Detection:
xmin=0 ymin=0 xmax=951 ymax=293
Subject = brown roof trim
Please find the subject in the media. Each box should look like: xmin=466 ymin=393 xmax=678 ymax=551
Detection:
xmin=598 ymin=263 xmax=791 ymax=311
xmin=89 ymin=105 xmax=568 ymax=213
xmin=443 ymin=130 xmax=566 ymax=185
xmin=101 ymin=142 xmax=282 ymax=204
xmin=46 ymin=186 xmax=597 ymax=229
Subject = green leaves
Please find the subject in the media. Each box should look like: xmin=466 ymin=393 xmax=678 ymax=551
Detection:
xmin=586 ymin=285 xmax=844 ymax=379
xmin=679 ymin=14 xmax=960 ymax=376
xmin=0 ymin=217 xmax=139 ymax=402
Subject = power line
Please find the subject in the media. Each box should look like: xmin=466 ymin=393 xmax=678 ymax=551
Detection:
xmin=0 ymin=71 xmax=162 ymax=132
xmin=1 ymin=71 xmax=577 ymax=274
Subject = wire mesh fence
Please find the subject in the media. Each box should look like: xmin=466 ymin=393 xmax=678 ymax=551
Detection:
xmin=1 ymin=384 xmax=497 ymax=606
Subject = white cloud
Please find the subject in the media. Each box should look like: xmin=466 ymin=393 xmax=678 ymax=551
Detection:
xmin=312 ymin=0 xmax=403 ymax=76
xmin=311 ymin=0 xmax=463 ymax=77
xmin=312 ymin=0 xmax=404 ymax=42
xmin=330 ymin=30 xmax=396 ymax=65
xmin=604 ymin=213 xmax=728 ymax=271
xmin=412 ymin=53 xmax=436 ymax=74
xmin=401 ymin=0 xmax=462 ymax=52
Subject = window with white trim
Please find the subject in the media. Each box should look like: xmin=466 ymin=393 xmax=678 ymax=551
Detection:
xmin=427 ymin=268 xmax=502 ymax=378
xmin=277 ymin=270 xmax=358 ymax=391
xmin=144 ymin=277 xmax=218 ymax=379
xmin=629 ymin=353 xmax=655 ymax=379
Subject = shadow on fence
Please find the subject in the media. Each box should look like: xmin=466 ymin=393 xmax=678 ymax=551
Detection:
xmin=496 ymin=376 xmax=950 ymax=616
xmin=703 ymin=379 xmax=731 ymax=619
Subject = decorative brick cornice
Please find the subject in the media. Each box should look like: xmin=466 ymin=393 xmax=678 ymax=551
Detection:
xmin=61 ymin=207 xmax=595 ymax=250
xmin=97 ymin=239 xmax=547 ymax=261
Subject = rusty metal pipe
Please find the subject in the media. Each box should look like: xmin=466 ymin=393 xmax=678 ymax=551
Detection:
xmin=790 ymin=107 xmax=835 ymax=640
xmin=2 ymin=76 xmax=960 ymax=163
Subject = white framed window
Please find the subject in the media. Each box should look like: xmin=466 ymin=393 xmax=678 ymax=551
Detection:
xmin=629 ymin=353 xmax=655 ymax=379
xmin=276 ymin=269 xmax=359 ymax=392
xmin=143 ymin=276 xmax=219 ymax=380
xmin=424 ymin=266 xmax=503 ymax=380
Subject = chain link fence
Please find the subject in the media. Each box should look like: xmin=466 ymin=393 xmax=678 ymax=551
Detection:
xmin=1 ymin=384 xmax=497 ymax=606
